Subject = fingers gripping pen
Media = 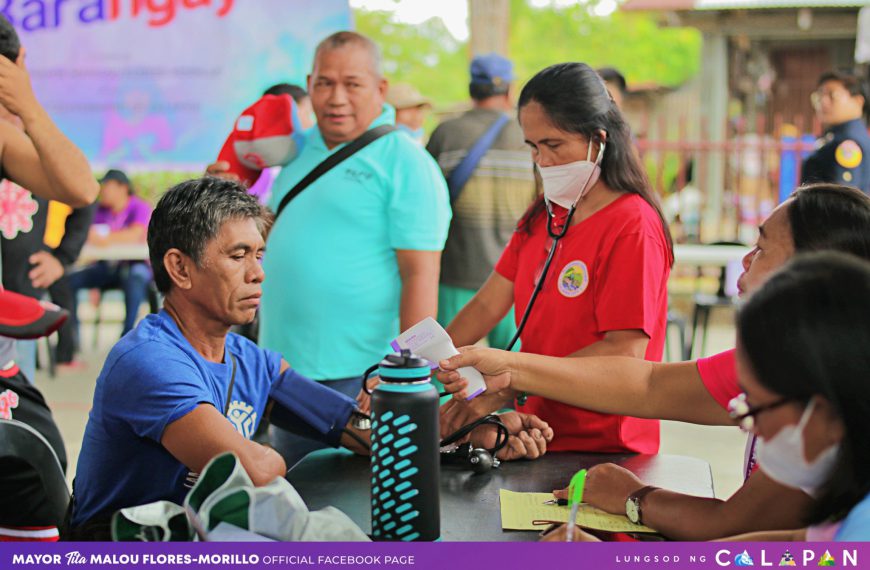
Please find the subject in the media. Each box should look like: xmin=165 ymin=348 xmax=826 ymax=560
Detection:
xmin=565 ymin=469 xmax=587 ymax=543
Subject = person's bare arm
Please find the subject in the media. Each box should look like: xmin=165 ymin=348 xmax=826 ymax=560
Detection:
xmin=566 ymin=329 xmax=649 ymax=358
xmin=571 ymin=463 xmax=814 ymax=541
xmin=0 ymin=51 xmax=97 ymax=207
xmin=445 ymin=272 xmax=515 ymax=347
xmin=439 ymin=347 xmax=730 ymax=425
xmin=395 ymin=249 xmax=441 ymax=332
xmin=162 ymin=404 xmax=286 ymax=486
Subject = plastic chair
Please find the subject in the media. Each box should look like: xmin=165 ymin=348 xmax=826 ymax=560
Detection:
xmin=0 ymin=419 xmax=70 ymax=527
xmin=689 ymin=241 xmax=744 ymax=359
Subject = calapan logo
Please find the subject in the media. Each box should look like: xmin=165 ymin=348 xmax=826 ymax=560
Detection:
xmin=2 ymin=0 xmax=234 ymax=31
xmin=557 ymin=260 xmax=589 ymax=298
xmin=716 ymin=548 xmax=857 ymax=567
xmin=735 ymin=550 xmax=755 ymax=567
xmin=226 ymin=400 xmax=257 ymax=439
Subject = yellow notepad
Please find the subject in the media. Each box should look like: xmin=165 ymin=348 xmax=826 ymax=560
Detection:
xmin=499 ymin=489 xmax=656 ymax=533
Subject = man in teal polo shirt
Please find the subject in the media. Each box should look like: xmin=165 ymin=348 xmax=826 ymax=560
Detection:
xmin=261 ymin=31 xmax=452 ymax=468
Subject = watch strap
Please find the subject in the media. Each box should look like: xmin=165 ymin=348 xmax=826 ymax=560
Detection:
xmin=627 ymin=485 xmax=659 ymax=525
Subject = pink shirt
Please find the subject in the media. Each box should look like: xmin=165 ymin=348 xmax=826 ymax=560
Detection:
xmin=93 ymin=195 xmax=152 ymax=232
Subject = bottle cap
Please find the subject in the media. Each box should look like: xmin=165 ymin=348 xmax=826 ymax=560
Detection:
xmin=377 ymin=349 xmax=431 ymax=382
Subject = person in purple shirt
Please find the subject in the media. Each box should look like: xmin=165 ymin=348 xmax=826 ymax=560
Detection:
xmin=68 ymin=169 xmax=153 ymax=342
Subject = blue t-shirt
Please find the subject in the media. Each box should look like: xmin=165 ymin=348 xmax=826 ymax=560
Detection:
xmin=261 ymin=104 xmax=451 ymax=379
xmin=836 ymin=490 xmax=870 ymax=540
xmin=72 ymin=311 xmax=281 ymax=525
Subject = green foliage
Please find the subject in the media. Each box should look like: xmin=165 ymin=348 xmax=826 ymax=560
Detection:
xmin=355 ymin=9 xmax=468 ymax=109
xmin=127 ymin=171 xmax=202 ymax=205
xmin=509 ymin=0 xmax=701 ymax=90
xmin=354 ymin=1 xmax=701 ymax=112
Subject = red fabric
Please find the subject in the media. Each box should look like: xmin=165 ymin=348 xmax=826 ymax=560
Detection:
xmin=0 ymin=525 xmax=59 ymax=542
xmin=0 ymin=289 xmax=45 ymax=326
xmin=0 ymin=365 xmax=20 ymax=378
xmin=696 ymin=349 xmax=739 ymax=410
xmin=495 ymin=194 xmax=670 ymax=453
xmin=217 ymin=94 xmax=298 ymax=187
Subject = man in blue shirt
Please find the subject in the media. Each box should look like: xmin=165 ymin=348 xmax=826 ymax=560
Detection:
xmin=259 ymin=32 xmax=452 ymax=467
xmin=68 ymin=178 xmax=369 ymax=539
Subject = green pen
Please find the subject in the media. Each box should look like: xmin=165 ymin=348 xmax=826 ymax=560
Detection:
xmin=565 ymin=469 xmax=587 ymax=542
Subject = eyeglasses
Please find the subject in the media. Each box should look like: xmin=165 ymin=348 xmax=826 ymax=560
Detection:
xmin=810 ymin=89 xmax=851 ymax=110
xmin=727 ymin=392 xmax=793 ymax=431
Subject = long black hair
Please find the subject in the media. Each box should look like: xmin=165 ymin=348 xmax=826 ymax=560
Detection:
xmin=516 ymin=62 xmax=673 ymax=264
xmin=737 ymin=252 xmax=870 ymax=525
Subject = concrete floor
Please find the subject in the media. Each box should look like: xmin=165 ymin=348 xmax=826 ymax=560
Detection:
xmin=33 ymin=298 xmax=747 ymax=500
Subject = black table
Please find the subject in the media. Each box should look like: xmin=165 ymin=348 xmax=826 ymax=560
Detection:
xmin=287 ymin=450 xmax=714 ymax=541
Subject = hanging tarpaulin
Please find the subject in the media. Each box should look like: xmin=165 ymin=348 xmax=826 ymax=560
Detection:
xmin=12 ymin=0 xmax=351 ymax=171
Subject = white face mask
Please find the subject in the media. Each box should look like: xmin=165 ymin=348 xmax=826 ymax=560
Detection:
xmin=756 ymin=398 xmax=839 ymax=497
xmin=538 ymin=140 xmax=605 ymax=210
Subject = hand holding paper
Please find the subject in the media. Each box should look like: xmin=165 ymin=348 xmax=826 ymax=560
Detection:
xmin=392 ymin=317 xmax=487 ymax=400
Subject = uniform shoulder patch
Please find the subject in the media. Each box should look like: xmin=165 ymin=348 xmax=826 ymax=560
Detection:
xmin=835 ymin=139 xmax=863 ymax=169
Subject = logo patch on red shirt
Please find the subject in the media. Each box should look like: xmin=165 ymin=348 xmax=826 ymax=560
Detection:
xmin=557 ymin=260 xmax=589 ymax=298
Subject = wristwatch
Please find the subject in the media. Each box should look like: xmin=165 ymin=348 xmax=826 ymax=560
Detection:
xmin=625 ymin=485 xmax=659 ymax=525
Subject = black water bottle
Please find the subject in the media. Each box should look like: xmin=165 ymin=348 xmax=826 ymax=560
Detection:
xmin=369 ymin=350 xmax=440 ymax=541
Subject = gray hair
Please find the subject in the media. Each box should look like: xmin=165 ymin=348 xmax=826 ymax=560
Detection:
xmin=313 ymin=31 xmax=383 ymax=78
xmin=148 ymin=177 xmax=270 ymax=293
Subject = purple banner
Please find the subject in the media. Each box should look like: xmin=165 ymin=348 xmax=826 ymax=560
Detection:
xmin=0 ymin=542 xmax=865 ymax=570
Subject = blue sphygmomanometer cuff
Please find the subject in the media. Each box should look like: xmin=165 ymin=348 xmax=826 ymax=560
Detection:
xmin=268 ymin=368 xmax=357 ymax=447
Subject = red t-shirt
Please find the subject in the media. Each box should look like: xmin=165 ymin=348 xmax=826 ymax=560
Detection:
xmin=495 ymin=194 xmax=671 ymax=453
xmin=696 ymin=348 xmax=740 ymax=409
xmin=697 ymin=348 xmax=759 ymax=480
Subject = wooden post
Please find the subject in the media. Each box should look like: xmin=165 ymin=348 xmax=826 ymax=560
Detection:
xmin=468 ymin=0 xmax=510 ymax=57
xmin=700 ymin=31 xmax=728 ymax=242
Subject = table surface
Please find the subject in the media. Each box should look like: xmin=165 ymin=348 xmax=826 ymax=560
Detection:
xmin=673 ymin=244 xmax=750 ymax=266
xmin=79 ymin=243 xmax=150 ymax=262
xmin=77 ymin=243 xmax=748 ymax=266
xmin=287 ymin=450 xmax=714 ymax=542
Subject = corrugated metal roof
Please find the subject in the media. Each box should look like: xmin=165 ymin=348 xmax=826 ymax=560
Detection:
xmin=622 ymin=0 xmax=867 ymax=10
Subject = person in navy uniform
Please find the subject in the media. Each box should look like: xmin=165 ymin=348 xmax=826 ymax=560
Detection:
xmin=802 ymin=71 xmax=870 ymax=195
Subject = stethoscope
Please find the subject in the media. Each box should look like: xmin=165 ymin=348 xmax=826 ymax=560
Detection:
xmin=504 ymin=139 xmax=606 ymax=353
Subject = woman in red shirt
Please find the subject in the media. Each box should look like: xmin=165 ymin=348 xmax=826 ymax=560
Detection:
xmin=445 ymin=63 xmax=673 ymax=453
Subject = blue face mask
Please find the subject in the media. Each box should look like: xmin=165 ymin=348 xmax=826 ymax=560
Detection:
xmin=398 ymin=124 xmax=424 ymax=143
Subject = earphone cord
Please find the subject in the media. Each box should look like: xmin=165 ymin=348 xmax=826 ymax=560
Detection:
xmin=504 ymin=233 xmax=560 ymax=352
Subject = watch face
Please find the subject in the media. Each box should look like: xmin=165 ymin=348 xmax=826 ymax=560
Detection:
xmin=626 ymin=498 xmax=640 ymax=524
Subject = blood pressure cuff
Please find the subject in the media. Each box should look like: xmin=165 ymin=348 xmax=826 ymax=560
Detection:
xmin=268 ymin=368 xmax=356 ymax=448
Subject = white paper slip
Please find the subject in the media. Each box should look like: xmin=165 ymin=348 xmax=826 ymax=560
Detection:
xmin=391 ymin=317 xmax=487 ymax=400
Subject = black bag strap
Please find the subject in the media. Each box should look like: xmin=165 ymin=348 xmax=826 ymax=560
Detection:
xmin=274 ymin=124 xmax=397 ymax=220
xmin=224 ymin=353 xmax=237 ymax=416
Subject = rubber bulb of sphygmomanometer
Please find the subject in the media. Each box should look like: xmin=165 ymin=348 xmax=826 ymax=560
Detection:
xmin=469 ymin=449 xmax=494 ymax=474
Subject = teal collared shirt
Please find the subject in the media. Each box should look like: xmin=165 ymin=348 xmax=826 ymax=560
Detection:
xmin=261 ymin=105 xmax=451 ymax=379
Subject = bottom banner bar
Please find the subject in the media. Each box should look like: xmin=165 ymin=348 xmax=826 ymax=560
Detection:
xmin=0 ymin=541 xmax=864 ymax=570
